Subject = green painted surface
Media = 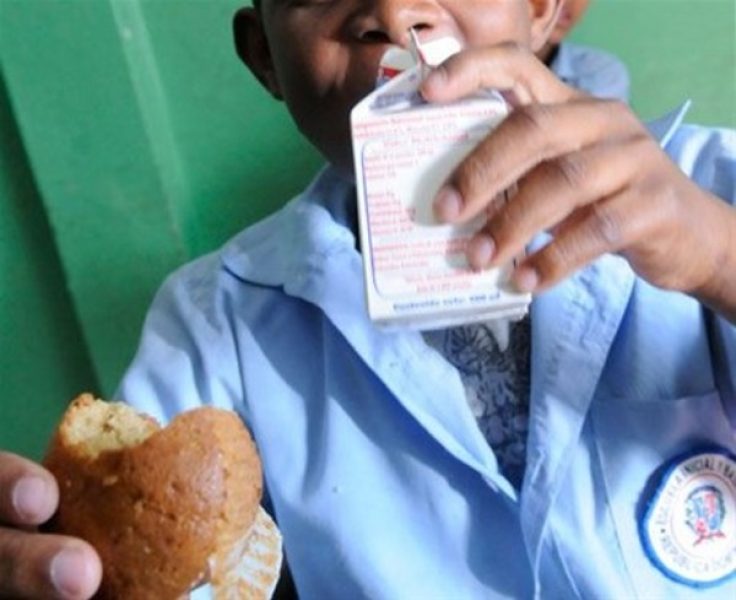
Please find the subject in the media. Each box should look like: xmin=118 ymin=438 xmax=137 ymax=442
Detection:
xmin=0 ymin=72 xmax=98 ymax=459
xmin=574 ymin=0 xmax=736 ymax=127
xmin=0 ymin=1 xmax=734 ymax=457
xmin=1 ymin=0 xmax=322 ymax=393
xmin=2 ymin=0 xmax=192 ymax=395
xmin=138 ymin=0 xmax=323 ymax=257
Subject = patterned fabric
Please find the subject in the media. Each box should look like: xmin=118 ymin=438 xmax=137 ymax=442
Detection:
xmin=423 ymin=316 xmax=532 ymax=489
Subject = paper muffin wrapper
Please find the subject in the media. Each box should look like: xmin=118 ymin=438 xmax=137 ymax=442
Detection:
xmin=210 ymin=507 xmax=283 ymax=600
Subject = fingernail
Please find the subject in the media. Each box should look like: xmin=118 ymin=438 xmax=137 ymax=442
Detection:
xmin=433 ymin=185 xmax=463 ymax=222
xmin=513 ymin=267 xmax=539 ymax=292
xmin=12 ymin=476 xmax=48 ymax=522
xmin=467 ymin=235 xmax=495 ymax=270
xmin=51 ymin=547 xmax=89 ymax=598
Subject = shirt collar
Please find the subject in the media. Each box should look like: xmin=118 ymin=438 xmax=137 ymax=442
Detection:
xmin=646 ymin=100 xmax=692 ymax=147
xmin=548 ymin=42 xmax=576 ymax=83
xmin=221 ymin=165 xmax=357 ymax=288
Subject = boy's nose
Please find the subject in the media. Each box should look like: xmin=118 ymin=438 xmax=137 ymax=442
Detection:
xmin=349 ymin=0 xmax=443 ymax=46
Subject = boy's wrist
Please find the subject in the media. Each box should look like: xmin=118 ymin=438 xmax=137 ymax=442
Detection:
xmin=691 ymin=199 xmax=736 ymax=323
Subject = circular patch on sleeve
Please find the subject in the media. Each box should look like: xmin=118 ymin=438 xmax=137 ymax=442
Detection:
xmin=641 ymin=449 xmax=736 ymax=587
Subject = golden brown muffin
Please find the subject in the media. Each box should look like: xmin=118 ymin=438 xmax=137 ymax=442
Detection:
xmin=43 ymin=394 xmax=280 ymax=600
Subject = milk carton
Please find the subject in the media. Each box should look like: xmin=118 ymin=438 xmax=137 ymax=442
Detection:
xmin=351 ymin=37 xmax=530 ymax=331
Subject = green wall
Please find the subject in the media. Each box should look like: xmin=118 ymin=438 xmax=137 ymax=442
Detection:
xmin=572 ymin=1 xmax=736 ymax=127
xmin=0 ymin=73 xmax=98 ymax=460
xmin=1 ymin=0 xmax=734 ymax=459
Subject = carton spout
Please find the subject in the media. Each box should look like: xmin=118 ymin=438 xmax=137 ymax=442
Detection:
xmin=376 ymin=33 xmax=462 ymax=88
xmin=409 ymin=29 xmax=462 ymax=68
xmin=376 ymin=46 xmax=415 ymax=88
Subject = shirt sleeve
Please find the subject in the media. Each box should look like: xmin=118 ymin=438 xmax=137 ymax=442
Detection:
xmin=666 ymin=124 xmax=736 ymax=429
xmin=551 ymin=42 xmax=631 ymax=103
xmin=113 ymin=252 xmax=243 ymax=425
xmin=666 ymin=123 xmax=736 ymax=206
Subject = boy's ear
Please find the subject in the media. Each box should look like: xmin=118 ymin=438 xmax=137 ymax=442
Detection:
xmin=527 ymin=0 xmax=565 ymax=52
xmin=233 ymin=7 xmax=283 ymax=100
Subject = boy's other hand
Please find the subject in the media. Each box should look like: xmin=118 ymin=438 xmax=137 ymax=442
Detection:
xmin=422 ymin=43 xmax=736 ymax=321
xmin=0 ymin=451 xmax=101 ymax=599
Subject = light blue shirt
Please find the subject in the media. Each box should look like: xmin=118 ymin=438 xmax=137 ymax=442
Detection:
xmin=117 ymin=116 xmax=736 ymax=598
xmin=549 ymin=41 xmax=630 ymax=102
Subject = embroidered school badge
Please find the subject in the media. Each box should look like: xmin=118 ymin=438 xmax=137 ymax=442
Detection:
xmin=641 ymin=449 xmax=736 ymax=587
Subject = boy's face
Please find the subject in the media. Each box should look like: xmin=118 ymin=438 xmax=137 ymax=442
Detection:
xmin=237 ymin=0 xmax=559 ymax=176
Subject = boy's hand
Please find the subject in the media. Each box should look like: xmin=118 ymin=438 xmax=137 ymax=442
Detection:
xmin=0 ymin=451 xmax=101 ymax=599
xmin=421 ymin=43 xmax=736 ymax=320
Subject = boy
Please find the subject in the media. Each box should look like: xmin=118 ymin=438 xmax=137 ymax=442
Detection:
xmin=1 ymin=0 xmax=735 ymax=598
xmin=538 ymin=0 xmax=630 ymax=101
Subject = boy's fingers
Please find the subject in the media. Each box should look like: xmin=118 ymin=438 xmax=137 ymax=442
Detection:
xmin=510 ymin=189 xmax=649 ymax=293
xmin=433 ymin=98 xmax=645 ymax=224
xmin=466 ymin=137 xmax=649 ymax=270
xmin=0 ymin=451 xmax=59 ymax=526
xmin=421 ymin=43 xmax=578 ymax=106
xmin=0 ymin=528 xmax=102 ymax=600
